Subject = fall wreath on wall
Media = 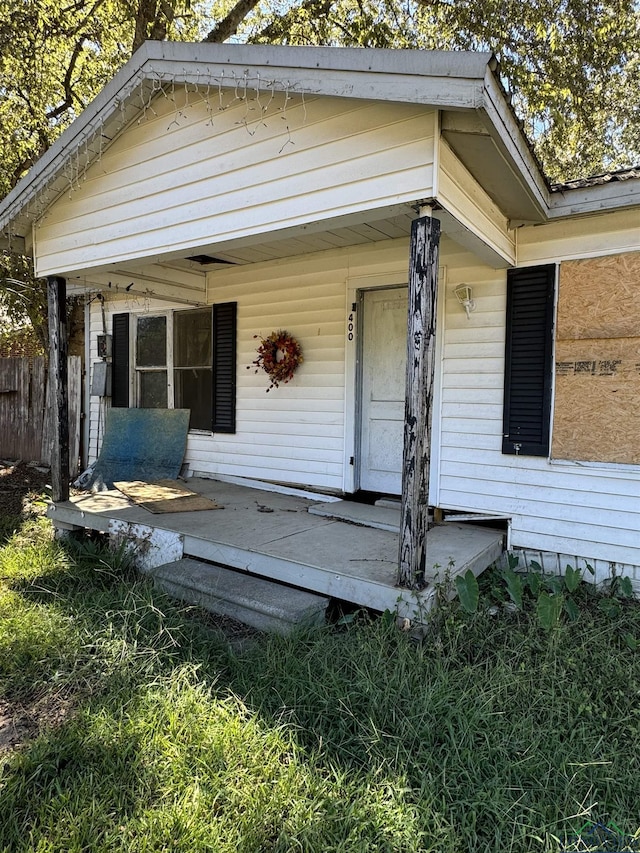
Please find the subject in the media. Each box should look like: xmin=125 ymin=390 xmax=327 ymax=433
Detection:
xmin=249 ymin=330 xmax=303 ymax=391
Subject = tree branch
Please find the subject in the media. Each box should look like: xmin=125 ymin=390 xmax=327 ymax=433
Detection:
xmin=46 ymin=36 xmax=87 ymax=121
xmin=202 ymin=0 xmax=262 ymax=43
xmin=249 ymin=0 xmax=333 ymax=43
xmin=133 ymin=0 xmax=158 ymax=52
xmin=149 ymin=0 xmax=176 ymax=41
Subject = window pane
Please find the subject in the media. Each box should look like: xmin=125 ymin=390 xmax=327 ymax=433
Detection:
xmin=139 ymin=371 xmax=167 ymax=408
xmin=174 ymin=309 xmax=212 ymax=368
xmin=136 ymin=316 xmax=167 ymax=366
xmin=174 ymin=368 xmax=212 ymax=430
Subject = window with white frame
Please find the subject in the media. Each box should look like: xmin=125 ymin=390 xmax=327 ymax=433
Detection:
xmin=112 ymin=303 xmax=236 ymax=434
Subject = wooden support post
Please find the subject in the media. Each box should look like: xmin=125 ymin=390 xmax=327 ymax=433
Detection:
xmin=398 ymin=213 xmax=440 ymax=588
xmin=47 ymin=276 xmax=69 ymax=502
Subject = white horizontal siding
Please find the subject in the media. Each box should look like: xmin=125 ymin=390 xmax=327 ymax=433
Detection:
xmin=438 ymin=255 xmax=640 ymax=570
xmin=84 ymin=264 xmax=348 ymax=490
xmin=190 ymin=239 xmax=412 ymax=490
xmin=195 ymin=248 xmax=352 ymax=490
xmin=34 ymin=89 xmax=435 ymax=276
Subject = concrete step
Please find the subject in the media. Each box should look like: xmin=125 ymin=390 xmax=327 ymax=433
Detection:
xmin=151 ymin=557 xmax=330 ymax=635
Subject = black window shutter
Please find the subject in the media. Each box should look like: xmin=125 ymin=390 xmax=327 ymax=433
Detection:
xmin=502 ymin=264 xmax=555 ymax=456
xmin=111 ymin=313 xmax=130 ymax=408
xmin=212 ymin=302 xmax=237 ymax=433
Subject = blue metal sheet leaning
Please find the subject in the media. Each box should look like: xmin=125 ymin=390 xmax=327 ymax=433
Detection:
xmin=78 ymin=408 xmax=190 ymax=491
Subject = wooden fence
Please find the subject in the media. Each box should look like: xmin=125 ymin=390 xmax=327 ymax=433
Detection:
xmin=0 ymin=356 xmax=82 ymax=475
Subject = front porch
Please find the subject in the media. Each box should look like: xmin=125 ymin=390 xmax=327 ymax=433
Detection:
xmin=48 ymin=477 xmax=504 ymax=621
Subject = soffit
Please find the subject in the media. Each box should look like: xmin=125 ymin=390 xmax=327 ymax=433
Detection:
xmin=441 ymin=110 xmax=546 ymax=224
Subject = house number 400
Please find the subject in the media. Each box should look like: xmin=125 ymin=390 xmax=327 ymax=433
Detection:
xmin=347 ymin=313 xmax=354 ymax=341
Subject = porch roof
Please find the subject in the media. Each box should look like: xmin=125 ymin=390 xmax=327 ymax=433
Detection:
xmin=1 ymin=42 xmax=550 ymax=254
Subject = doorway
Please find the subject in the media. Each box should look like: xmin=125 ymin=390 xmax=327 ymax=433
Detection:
xmin=358 ymin=286 xmax=408 ymax=494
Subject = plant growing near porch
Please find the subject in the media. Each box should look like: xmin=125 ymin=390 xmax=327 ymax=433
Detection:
xmin=4 ymin=521 xmax=640 ymax=851
xmin=249 ymin=330 xmax=303 ymax=391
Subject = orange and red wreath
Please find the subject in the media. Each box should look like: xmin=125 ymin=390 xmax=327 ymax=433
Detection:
xmin=249 ymin=330 xmax=303 ymax=391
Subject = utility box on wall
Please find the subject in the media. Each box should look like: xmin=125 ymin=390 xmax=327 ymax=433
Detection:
xmin=97 ymin=334 xmax=112 ymax=359
xmin=90 ymin=361 xmax=112 ymax=397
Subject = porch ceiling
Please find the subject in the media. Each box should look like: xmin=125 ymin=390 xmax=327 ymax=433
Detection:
xmin=165 ymin=207 xmax=418 ymax=270
xmin=70 ymin=201 xmax=509 ymax=296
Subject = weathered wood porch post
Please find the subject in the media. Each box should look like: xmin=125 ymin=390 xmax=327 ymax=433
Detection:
xmin=398 ymin=208 xmax=441 ymax=588
xmin=47 ymin=275 xmax=70 ymax=502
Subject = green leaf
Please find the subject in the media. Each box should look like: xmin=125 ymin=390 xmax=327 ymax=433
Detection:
xmin=617 ymin=576 xmax=634 ymax=598
xmin=564 ymin=565 xmax=582 ymax=593
xmin=501 ymin=566 xmax=523 ymax=609
xmin=624 ymin=633 xmax=639 ymax=651
xmin=537 ymin=591 xmax=563 ymax=629
xmin=455 ymin=570 xmax=479 ymax=614
xmin=507 ymin=552 xmax=520 ymax=571
xmin=545 ymin=575 xmax=564 ymax=594
xmin=525 ymin=572 xmax=542 ymax=596
xmin=564 ymin=598 xmax=580 ymax=622
xmin=598 ymin=597 xmax=620 ymax=619
xmin=529 ymin=560 xmax=542 ymax=573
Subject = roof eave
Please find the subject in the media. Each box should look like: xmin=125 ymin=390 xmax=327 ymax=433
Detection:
xmin=477 ymin=69 xmax=550 ymax=220
xmin=16 ymin=43 xmax=630 ymax=246
xmin=548 ymin=179 xmax=640 ymax=219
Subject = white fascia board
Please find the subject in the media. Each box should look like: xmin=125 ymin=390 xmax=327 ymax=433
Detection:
xmin=548 ymin=181 xmax=640 ymax=219
xmin=149 ymin=42 xmax=494 ymax=89
xmin=147 ymin=42 xmax=492 ymax=107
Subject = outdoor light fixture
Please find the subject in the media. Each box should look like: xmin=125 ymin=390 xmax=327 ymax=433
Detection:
xmin=454 ymin=284 xmax=476 ymax=319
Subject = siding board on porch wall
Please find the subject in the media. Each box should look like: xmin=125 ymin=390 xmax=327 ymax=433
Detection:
xmin=398 ymin=213 xmax=440 ymax=588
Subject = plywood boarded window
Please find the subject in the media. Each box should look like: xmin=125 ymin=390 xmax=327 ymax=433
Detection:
xmin=553 ymin=251 xmax=640 ymax=464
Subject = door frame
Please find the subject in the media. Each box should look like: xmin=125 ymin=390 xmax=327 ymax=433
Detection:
xmin=343 ymin=268 xmax=447 ymax=499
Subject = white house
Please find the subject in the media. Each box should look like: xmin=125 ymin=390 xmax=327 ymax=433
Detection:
xmin=1 ymin=43 xmax=639 ymax=589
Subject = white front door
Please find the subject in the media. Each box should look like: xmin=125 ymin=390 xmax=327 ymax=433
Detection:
xmin=358 ymin=287 xmax=408 ymax=494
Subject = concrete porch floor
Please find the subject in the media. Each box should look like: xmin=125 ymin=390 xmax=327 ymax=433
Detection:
xmin=48 ymin=478 xmax=504 ymax=617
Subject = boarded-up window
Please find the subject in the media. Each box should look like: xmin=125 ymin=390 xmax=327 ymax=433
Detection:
xmin=553 ymin=251 xmax=640 ymax=464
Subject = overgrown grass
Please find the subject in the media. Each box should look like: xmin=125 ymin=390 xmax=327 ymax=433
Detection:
xmin=1 ymin=519 xmax=640 ymax=852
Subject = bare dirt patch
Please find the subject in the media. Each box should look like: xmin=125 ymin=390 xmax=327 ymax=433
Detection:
xmin=0 ymin=695 xmax=76 ymax=756
xmin=0 ymin=459 xmax=50 ymax=520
